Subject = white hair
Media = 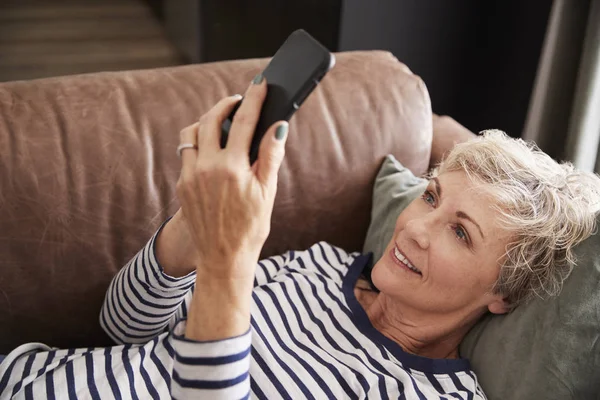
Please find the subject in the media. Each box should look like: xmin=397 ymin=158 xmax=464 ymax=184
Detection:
xmin=432 ymin=130 xmax=600 ymax=310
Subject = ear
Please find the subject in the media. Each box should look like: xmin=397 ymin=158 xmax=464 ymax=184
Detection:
xmin=487 ymin=296 xmax=510 ymax=315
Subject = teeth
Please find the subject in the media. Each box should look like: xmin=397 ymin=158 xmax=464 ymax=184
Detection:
xmin=394 ymin=247 xmax=421 ymax=274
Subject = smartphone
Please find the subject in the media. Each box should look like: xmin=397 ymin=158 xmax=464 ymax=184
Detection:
xmin=220 ymin=29 xmax=335 ymax=164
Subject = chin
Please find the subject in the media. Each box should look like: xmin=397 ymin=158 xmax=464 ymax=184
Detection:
xmin=370 ymin=260 xmax=388 ymax=292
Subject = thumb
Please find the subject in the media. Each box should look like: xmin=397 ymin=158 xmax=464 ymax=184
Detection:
xmin=255 ymin=121 xmax=288 ymax=187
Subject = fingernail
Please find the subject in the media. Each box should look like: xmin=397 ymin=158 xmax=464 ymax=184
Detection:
xmin=252 ymin=73 xmax=264 ymax=85
xmin=232 ymin=94 xmax=243 ymax=100
xmin=275 ymin=123 xmax=288 ymax=141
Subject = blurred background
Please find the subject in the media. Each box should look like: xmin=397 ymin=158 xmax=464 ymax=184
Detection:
xmin=1 ymin=0 xmax=598 ymax=166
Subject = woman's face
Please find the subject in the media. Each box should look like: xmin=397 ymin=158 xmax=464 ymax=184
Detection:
xmin=372 ymin=170 xmax=510 ymax=317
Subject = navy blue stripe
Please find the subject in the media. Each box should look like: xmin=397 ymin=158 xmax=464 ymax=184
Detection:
xmin=307 ymin=261 xmax=354 ymax=319
xmin=44 ymin=368 xmax=55 ymax=399
xmin=308 ymin=246 xmax=344 ymax=281
xmin=140 ymin=247 xmax=195 ymax=299
xmin=121 ymin=345 xmax=140 ymax=400
xmin=33 ymin=350 xmax=56 ymax=379
xmin=468 ymin=371 xmax=485 ymax=398
xmin=138 ymin=346 xmax=160 ymax=400
xmin=111 ymin=274 xmax=168 ymax=331
xmin=65 ymin=349 xmax=77 ymax=400
xmin=10 ymin=352 xmax=34 ymax=397
xmin=317 ymin=243 xmax=347 ymax=275
xmin=115 ymin=266 xmax=174 ymax=329
xmin=149 ymin=336 xmax=171 ymax=388
xmin=126 ymin=256 xmax=182 ymax=312
xmin=42 ymin=349 xmax=74 ymax=398
xmin=173 ymin=370 xmax=248 ymax=389
xmin=85 ymin=350 xmax=101 ymax=400
xmin=254 ymin=289 xmax=331 ymax=398
xmin=286 ymin=276 xmax=371 ymax=394
xmin=290 ymin=274 xmax=386 ymax=391
xmin=265 ymin=258 xmax=283 ymax=280
xmin=278 ymin=283 xmax=364 ymax=397
xmin=0 ymin=352 xmax=20 ymax=393
xmin=163 ymin=337 xmax=175 ymax=358
xmin=294 ymin=281 xmax=378 ymax=393
xmin=303 ymin=273 xmax=390 ymax=394
xmin=379 ymin=350 xmax=407 ymax=398
xmin=250 ymin=341 xmax=292 ymax=399
xmin=326 ymin=243 xmax=345 ymax=265
xmin=249 ymin=308 xmax=315 ymax=399
xmin=144 ymin=236 xmax=187 ymax=288
xmin=176 ymin=347 xmax=250 ymax=366
xmin=407 ymin=374 xmax=428 ymax=400
xmin=250 ymin=376 xmax=270 ymax=400
xmin=103 ymin=289 xmax=158 ymax=342
xmin=262 ymin=284 xmax=358 ymax=399
xmin=449 ymin=373 xmax=471 ymax=400
xmin=24 ymin=350 xmax=56 ymax=399
xmin=104 ymin=347 xmax=122 ymax=400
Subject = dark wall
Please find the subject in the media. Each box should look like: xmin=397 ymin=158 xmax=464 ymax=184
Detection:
xmin=339 ymin=0 xmax=553 ymax=137
xmin=164 ymin=0 xmax=341 ymax=64
xmin=200 ymin=0 xmax=341 ymax=62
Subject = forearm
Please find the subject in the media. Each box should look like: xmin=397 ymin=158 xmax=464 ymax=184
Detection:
xmin=155 ymin=209 xmax=198 ymax=277
xmin=100 ymin=222 xmax=196 ymax=344
xmin=430 ymin=114 xmax=478 ymax=168
xmin=169 ymin=256 xmax=255 ymax=399
xmin=185 ymin=255 xmax=256 ymax=341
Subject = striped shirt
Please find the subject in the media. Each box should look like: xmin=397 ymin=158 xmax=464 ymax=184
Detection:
xmin=1 ymin=224 xmax=487 ymax=399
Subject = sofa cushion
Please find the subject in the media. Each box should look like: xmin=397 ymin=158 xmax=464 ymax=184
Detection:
xmin=0 ymin=51 xmax=432 ymax=352
xmin=364 ymin=154 xmax=600 ymax=400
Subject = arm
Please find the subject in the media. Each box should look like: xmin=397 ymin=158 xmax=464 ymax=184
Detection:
xmin=430 ymin=114 xmax=478 ymax=169
xmin=99 ymin=218 xmax=196 ymax=344
xmin=100 ymin=210 xmax=293 ymax=345
xmin=169 ymin=78 xmax=287 ymax=398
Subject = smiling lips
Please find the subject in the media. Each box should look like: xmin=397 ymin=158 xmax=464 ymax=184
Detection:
xmin=392 ymin=246 xmax=422 ymax=275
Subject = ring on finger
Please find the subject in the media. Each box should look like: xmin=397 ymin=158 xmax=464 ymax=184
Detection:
xmin=177 ymin=143 xmax=198 ymax=158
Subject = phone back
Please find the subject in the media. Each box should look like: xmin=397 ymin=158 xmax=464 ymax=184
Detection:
xmin=251 ymin=30 xmax=333 ymax=162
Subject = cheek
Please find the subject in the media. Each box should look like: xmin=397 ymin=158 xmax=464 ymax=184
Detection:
xmin=429 ymin=238 xmax=483 ymax=289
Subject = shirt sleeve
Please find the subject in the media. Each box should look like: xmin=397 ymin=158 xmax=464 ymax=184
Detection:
xmin=169 ymin=320 xmax=251 ymax=399
xmin=100 ymin=218 xmax=300 ymax=345
xmin=100 ymin=220 xmax=196 ymax=345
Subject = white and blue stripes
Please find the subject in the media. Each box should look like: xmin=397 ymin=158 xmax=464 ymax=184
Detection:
xmin=0 ymin=222 xmax=487 ymax=399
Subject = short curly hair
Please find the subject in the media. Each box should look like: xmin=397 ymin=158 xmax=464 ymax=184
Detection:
xmin=432 ymin=130 xmax=600 ymax=310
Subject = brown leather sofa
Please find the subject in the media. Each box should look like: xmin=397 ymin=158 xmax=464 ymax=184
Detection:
xmin=0 ymin=51 xmax=433 ymax=353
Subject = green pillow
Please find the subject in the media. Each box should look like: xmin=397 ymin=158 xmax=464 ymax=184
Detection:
xmin=363 ymin=154 xmax=600 ymax=400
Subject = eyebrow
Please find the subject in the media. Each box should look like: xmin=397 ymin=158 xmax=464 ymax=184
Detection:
xmin=431 ymin=177 xmax=486 ymax=240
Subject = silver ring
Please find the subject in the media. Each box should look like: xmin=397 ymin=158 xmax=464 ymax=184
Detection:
xmin=177 ymin=143 xmax=198 ymax=158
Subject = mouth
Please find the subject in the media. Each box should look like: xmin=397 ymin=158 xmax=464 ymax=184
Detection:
xmin=390 ymin=245 xmax=422 ymax=276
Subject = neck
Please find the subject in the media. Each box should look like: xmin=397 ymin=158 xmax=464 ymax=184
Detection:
xmin=362 ymin=294 xmax=485 ymax=359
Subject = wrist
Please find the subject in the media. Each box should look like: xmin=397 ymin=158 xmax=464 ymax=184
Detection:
xmin=185 ymin=271 xmax=254 ymax=341
xmin=155 ymin=211 xmax=198 ymax=278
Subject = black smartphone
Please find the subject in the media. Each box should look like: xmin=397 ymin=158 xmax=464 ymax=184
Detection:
xmin=220 ymin=29 xmax=335 ymax=164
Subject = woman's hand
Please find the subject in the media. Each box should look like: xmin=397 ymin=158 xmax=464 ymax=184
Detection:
xmin=177 ymin=75 xmax=289 ymax=341
xmin=177 ymin=75 xmax=288 ymax=280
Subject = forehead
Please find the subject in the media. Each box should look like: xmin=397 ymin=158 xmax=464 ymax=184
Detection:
xmin=433 ymin=171 xmax=504 ymax=231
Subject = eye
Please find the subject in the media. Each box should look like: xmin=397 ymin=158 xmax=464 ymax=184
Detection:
xmin=422 ymin=190 xmax=436 ymax=206
xmin=452 ymin=224 xmax=469 ymax=243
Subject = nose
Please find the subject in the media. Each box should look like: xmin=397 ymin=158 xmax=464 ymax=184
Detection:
xmin=404 ymin=217 xmax=430 ymax=249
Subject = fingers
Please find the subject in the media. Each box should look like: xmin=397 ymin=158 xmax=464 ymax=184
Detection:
xmin=179 ymin=123 xmax=199 ymax=176
xmin=227 ymin=74 xmax=267 ymax=158
xmin=254 ymin=121 xmax=289 ymax=188
xmin=197 ymin=94 xmax=243 ymax=152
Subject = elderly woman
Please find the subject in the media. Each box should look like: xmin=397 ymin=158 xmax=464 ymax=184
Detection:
xmin=2 ymin=76 xmax=600 ymax=399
